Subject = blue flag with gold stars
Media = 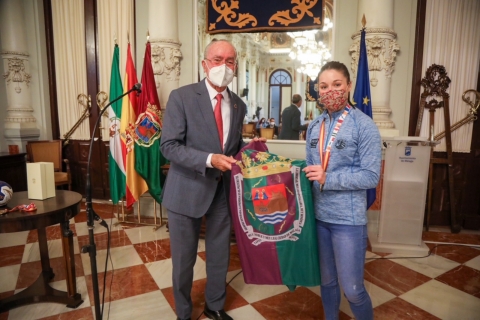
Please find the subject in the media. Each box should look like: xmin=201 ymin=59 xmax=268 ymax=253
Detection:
xmin=353 ymin=28 xmax=375 ymax=209
xmin=353 ymin=29 xmax=372 ymax=118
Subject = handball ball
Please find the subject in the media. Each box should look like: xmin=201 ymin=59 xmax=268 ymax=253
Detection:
xmin=0 ymin=181 xmax=13 ymax=206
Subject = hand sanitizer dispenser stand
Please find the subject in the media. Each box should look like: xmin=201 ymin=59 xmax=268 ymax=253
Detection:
xmin=369 ymin=137 xmax=437 ymax=255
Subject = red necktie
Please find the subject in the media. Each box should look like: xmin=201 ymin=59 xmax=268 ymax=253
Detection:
xmin=214 ymin=93 xmax=224 ymax=150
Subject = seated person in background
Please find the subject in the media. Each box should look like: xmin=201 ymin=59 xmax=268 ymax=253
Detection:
xmin=268 ymin=118 xmax=279 ymax=137
xmin=256 ymin=117 xmax=268 ymax=129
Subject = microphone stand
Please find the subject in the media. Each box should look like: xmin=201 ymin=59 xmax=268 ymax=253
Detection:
xmin=82 ymin=84 xmax=141 ymax=320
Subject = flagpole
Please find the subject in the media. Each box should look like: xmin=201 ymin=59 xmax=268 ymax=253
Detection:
xmin=353 ymin=14 xmax=376 ymax=209
xmin=82 ymin=83 xmax=141 ymax=320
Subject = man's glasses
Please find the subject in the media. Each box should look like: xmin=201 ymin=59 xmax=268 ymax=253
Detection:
xmin=205 ymin=58 xmax=236 ymax=68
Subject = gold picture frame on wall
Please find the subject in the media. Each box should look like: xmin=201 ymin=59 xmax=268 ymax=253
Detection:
xmin=270 ymin=33 xmax=292 ymax=48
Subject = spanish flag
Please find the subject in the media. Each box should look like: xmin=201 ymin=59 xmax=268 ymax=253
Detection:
xmin=120 ymin=43 xmax=148 ymax=208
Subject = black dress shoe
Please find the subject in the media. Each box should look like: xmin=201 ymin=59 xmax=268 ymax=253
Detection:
xmin=203 ymin=307 xmax=233 ymax=320
xmin=176 ymin=317 xmax=191 ymax=320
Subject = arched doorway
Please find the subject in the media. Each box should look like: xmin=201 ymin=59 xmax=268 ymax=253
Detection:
xmin=268 ymin=69 xmax=292 ymax=124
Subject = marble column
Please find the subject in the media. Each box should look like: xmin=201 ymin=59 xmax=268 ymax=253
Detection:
xmin=218 ymin=34 xmax=238 ymax=93
xmin=237 ymin=48 xmax=248 ymax=103
xmin=257 ymin=65 xmax=265 ymax=112
xmin=350 ymin=0 xmax=399 ymax=134
xmin=248 ymin=49 xmax=258 ymax=116
xmin=0 ymin=0 xmax=40 ymax=150
xmin=197 ymin=2 xmax=208 ymax=79
xmin=149 ymin=0 xmax=182 ymax=111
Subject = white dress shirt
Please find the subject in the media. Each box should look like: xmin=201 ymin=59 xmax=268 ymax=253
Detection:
xmin=205 ymin=79 xmax=231 ymax=167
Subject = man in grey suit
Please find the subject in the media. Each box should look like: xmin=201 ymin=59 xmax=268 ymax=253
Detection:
xmin=278 ymin=94 xmax=308 ymax=140
xmin=160 ymin=39 xmax=245 ymax=320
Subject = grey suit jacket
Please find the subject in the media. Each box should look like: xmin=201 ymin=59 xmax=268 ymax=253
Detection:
xmin=279 ymin=104 xmax=308 ymax=140
xmin=160 ymin=79 xmax=247 ymax=217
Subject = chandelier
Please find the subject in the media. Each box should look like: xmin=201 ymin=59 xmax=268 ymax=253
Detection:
xmin=287 ymin=18 xmax=333 ymax=81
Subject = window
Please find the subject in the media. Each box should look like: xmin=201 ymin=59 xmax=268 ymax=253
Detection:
xmin=270 ymin=70 xmax=291 ymax=85
xmin=269 ymin=70 xmax=292 ymax=124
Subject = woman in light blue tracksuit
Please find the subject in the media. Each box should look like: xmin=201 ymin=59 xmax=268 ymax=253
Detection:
xmin=303 ymin=61 xmax=381 ymax=320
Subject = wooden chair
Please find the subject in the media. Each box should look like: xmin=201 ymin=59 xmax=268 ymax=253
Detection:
xmin=242 ymin=123 xmax=256 ymax=138
xmin=259 ymin=127 xmax=275 ymax=139
xmin=26 ymin=140 xmax=71 ymax=190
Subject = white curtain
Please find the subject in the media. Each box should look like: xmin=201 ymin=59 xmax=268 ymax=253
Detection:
xmin=51 ymin=0 xmax=135 ymax=141
xmin=420 ymin=0 xmax=480 ymax=152
xmin=97 ymin=0 xmax=135 ymax=141
xmin=51 ymin=0 xmax=89 ymax=140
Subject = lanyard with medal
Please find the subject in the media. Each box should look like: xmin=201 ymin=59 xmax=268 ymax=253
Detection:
xmin=318 ymin=105 xmax=351 ymax=191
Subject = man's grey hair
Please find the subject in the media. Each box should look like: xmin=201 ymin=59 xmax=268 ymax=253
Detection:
xmin=204 ymin=39 xmax=238 ymax=60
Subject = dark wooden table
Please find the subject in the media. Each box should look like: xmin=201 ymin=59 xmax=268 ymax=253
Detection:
xmin=0 ymin=190 xmax=84 ymax=313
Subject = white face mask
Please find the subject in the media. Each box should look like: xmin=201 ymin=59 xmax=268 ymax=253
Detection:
xmin=206 ymin=63 xmax=235 ymax=87
xmin=269 ymin=122 xmax=275 ymax=127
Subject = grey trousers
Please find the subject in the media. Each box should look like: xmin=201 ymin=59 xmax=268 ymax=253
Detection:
xmin=167 ymin=183 xmax=232 ymax=319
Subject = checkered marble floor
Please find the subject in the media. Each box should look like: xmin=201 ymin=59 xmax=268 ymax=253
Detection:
xmin=1 ymin=202 xmax=479 ymax=320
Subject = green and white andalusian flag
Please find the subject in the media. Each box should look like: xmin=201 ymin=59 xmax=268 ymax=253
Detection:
xmin=108 ymin=44 xmax=126 ymax=204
